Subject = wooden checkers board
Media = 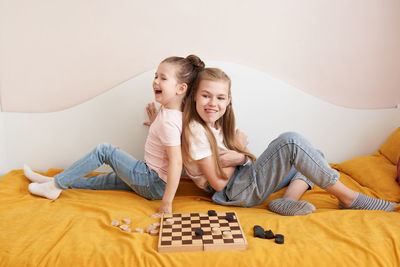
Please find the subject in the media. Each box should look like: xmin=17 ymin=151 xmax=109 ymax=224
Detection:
xmin=158 ymin=211 xmax=248 ymax=253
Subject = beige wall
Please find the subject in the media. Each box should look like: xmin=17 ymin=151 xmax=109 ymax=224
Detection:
xmin=1 ymin=0 xmax=399 ymax=112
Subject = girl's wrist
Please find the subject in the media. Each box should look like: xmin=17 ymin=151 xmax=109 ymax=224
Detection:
xmin=241 ymin=154 xmax=248 ymax=165
xmin=161 ymin=198 xmax=173 ymax=205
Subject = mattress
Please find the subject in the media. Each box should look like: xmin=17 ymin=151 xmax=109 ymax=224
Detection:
xmin=1 ymin=128 xmax=399 ymax=266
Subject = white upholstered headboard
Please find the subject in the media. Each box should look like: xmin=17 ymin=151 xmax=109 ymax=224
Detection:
xmin=1 ymin=61 xmax=399 ymax=176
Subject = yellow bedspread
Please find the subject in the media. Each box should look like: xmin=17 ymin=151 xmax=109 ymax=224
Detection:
xmin=1 ymin=128 xmax=400 ymax=266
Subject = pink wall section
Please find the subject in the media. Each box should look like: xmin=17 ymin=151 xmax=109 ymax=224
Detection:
xmin=1 ymin=0 xmax=399 ymax=112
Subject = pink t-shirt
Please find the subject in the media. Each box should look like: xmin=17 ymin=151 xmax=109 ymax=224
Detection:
xmin=144 ymin=106 xmax=182 ymax=182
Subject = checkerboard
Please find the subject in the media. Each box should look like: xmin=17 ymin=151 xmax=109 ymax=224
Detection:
xmin=158 ymin=211 xmax=248 ymax=253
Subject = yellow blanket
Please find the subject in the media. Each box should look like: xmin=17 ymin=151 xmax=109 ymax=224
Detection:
xmin=1 ymin=128 xmax=400 ymax=266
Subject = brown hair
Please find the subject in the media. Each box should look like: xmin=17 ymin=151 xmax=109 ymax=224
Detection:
xmin=161 ymin=55 xmax=205 ymax=109
xmin=182 ymin=68 xmax=257 ymax=180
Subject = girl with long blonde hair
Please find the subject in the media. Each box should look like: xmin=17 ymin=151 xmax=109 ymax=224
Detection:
xmin=181 ymin=67 xmax=397 ymax=215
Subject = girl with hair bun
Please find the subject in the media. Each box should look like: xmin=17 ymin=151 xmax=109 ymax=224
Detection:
xmin=24 ymin=55 xmax=205 ymax=217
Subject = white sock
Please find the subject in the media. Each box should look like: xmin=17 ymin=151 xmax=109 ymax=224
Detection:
xmin=24 ymin=164 xmax=53 ymax=183
xmin=28 ymin=181 xmax=62 ymax=200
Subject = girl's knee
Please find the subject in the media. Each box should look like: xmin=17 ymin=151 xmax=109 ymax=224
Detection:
xmin=316 ymin=149 xmax=325 ymax=158
xmin=95 ymin=143 xmax=117 ymax=154
xmin=93 ymin=143 xmax=120 ymax=164
xmin=276 ymin=131 xmax=304 ymax=143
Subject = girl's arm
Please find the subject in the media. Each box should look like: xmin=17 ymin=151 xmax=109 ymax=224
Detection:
xmin=219 ymin=129 xmax=250 ymax=168
xmin=219 ymin=150 xmax=247 ymax=167
xmin=152 ymin=145 xmax=182 ymax=217
xmin=197 ymin=156 xmax=235 ymax=192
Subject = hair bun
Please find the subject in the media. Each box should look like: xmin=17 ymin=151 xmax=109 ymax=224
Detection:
xmin=186 ymin=55 xmax=205 ymax=69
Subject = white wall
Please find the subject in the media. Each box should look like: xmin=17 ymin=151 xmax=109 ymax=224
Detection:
xmin=0 ymin=110 xmax=8 ymax=175
xmin=1 ymin=71 xmax=152 ymax=176
xmin=1 ymin=61 xmax=399 ymax=177
xmin=222 ymin=62 xmax=400 ymax=162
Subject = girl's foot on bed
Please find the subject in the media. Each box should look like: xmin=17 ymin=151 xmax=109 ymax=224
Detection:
xmin=24 ymin=164 xmax=53 ymax=183
xmin=339 ymin=193 xmax=397 ymax=212
xmin=28 ymin=181 xmax=62 ymax=200
xmin=268 ymin=198 xmax=316 ymax=216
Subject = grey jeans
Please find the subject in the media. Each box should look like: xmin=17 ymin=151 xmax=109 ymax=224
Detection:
xmin=212 ymin=132 xmax=339 ymax=207
xmin=54 ymin=143 xmax=166 ymax=200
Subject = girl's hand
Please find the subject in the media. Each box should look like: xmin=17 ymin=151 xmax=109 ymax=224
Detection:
xmin=143 ymin=102 xmax=159 ymax=126
xmin=235 ymin=129 xmax=249 ymax=150
xmin=219 ymin=150 xmax=247 ymax=168
xmin=151 ymin=202 xmax=172 ymax=218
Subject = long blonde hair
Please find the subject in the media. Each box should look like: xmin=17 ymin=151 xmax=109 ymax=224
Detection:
xmin=182 ymin=68 xmax=257 ymax=179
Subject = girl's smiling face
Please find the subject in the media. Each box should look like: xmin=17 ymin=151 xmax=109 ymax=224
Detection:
xmin=153 ymin=62 xmax=183 ymax=108
xmin=194 ymin=79 xmax=231 ymax=128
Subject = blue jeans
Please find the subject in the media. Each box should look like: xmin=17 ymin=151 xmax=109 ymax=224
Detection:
xmin=212 ymin=132 xmax=339 ymax=207
xmin=54 ymin=143 xmax=166 ymax=200
xmin=273 ymin=166 xmax=314 ymax=193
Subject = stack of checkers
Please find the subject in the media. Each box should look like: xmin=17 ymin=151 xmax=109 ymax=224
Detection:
xmin=158 ymin=211 xmax=248 ymax=253
xmin=253 ymin=225 xmax=284 ymax=244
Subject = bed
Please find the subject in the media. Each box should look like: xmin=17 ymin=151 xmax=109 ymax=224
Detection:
xmin=1 ymin=127 xmax=400 ymax=266
xmin=1 ymin=61 xmax=400 ymax=266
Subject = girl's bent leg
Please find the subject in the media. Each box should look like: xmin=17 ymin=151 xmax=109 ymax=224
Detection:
xmin=248 ymin=132 xmax=339 ymax=204
xmin=257 ymin=132 xmax=396 ymax=211
xmin=268 ymin=167 xmax=315 ymax=216
xmin=268 ymin=179 xmax=316 ymax=216
xmin=54 ymin=143 xmax=123 ymax=189
xmin=282 ymin=179 xmax=310 ymax=201
xmin=273 ymin=166 xmax=298 ymax=193
xmin=53 ymin=143 xmax=163 ymax=199
xmin=218 ymin=132 xmax=336 ymax=207
xmin=69 ymin=172 xmax=133 ymax=191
